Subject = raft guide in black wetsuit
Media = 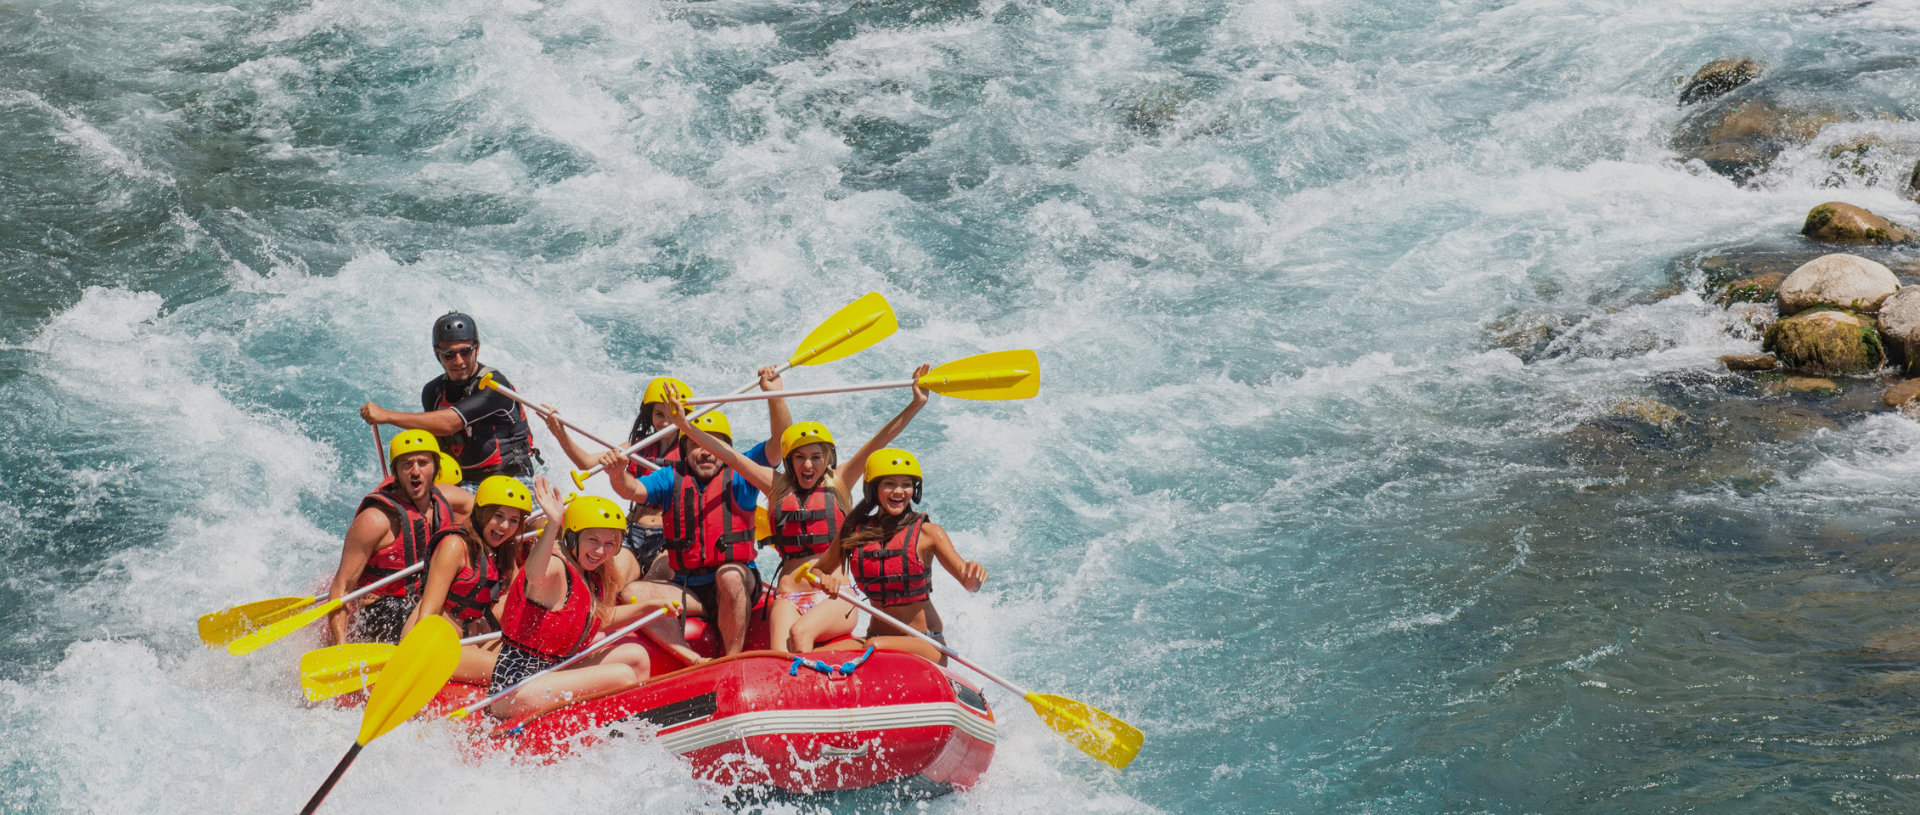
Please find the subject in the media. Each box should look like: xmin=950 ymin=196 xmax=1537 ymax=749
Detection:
xmin=422 ymin=364 xmax=539 ymax=480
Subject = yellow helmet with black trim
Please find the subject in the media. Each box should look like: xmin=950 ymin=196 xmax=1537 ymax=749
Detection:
xmin=864 ymin=448 xmax=922 ymax=483
xmin=690 ymin=410 xmax=732 ymax=442
xmin=781 ymin=421 xmax=835 ymax=455
xmin=475 ymin=476 xmax=532 ymax=512
xmin=389 ymin=429 xmax=440 ymax=463
xmin=642 ymin=376 xmax=691 ymax=407
xmin=436 ymin=453 xmax=463 ymax=485
xmin=564 ymin=495 xmax=627 ymax=534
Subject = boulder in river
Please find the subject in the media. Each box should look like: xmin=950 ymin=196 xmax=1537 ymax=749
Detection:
xmin=1802 ymin=202 xmax=1916 ymax=245
xmin=1715 ymin=272 xmax=1785 ymax=305
xmin=1719 ymin=354 xmax=1777 ymax=372
xmin=1680 ymin=57 xmax=1763 ymax=106
xmin=1761 ymin=308 xmax=1884 ymax=374
xmin=1881 ymin=378 xmax=1920 ymax=407
xmin=1876 ymin=286 xmax=1920 ymax=373
xmin=1776 ymin=253 xmax=1899 ymax=315
xmin=1675 ymin=101 xmax=1841 ymax=181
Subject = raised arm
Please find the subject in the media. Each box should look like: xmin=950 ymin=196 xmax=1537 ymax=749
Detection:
xmin=839 ymin=363 xmax=931 ymax=486
xmin=761 ymin=365 xmax=791 ymax=463
xmin=919 ymin=522 xmax=985 ymax=592
xmin=662 ymin=390 xmax=778 ymax=493
xmin=540 ymin=408 xmax=601 ymax=470
xmin=522 ymin=477 xmax=571 ymax=608
xmin=403 ymin=533 xmax=471 ymax=635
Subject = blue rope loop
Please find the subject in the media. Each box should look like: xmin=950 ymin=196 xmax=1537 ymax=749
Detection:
xmin=788 ymin=645 xmax=877 ymax=678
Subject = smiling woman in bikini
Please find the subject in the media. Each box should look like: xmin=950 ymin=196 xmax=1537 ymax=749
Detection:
xmin=662 ymin=364 xmax=931 ymax=652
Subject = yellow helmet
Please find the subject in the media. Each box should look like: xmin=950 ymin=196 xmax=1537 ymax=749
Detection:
xmin=690 ymin=410 xmax=732 ymax=442
xmin=642 ymin=376 xmax=691 ymax=407
xmin=436 ymin=453 xmax=463 ymax=485
xmin=864 ymin=448 xmax=922 ymax=483
xmin=475 ymin=476 xmax=532 ymax=512
xmin=389 ymin=429 xmax=440 ymax=463
xmin=564 ymin=495 xmax=627 ymax=534
xmin=781 ymin=421 xmax=835 ymax=455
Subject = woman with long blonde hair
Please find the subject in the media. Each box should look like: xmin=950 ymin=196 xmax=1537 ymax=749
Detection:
xmin=483 ymin=479 xmax=650 ymax=719
xmin=664 ymin=365 xmax=931 ymax=652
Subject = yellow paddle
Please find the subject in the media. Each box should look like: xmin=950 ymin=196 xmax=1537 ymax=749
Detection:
xmin=571 ymin=292 xmax=898 ymax=489
xmin=299 ymin=632 xmax=502 ymax=702
xmin=795 ymin=563 xmax=1142 ymax=769
xmin=225 ymin=562 xmax=426 ymax=657
xmin=685 ymin=349 xmax=1042 ymax=405
xmin=298 ymin=615 xmax=461 ymax=815
xmin=198 ymin=594 xmax=323 ymax=646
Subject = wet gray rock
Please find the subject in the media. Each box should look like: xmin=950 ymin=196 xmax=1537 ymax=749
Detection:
xmin=1877 ymin=286 xmax=1920 ymax=374
xmin=1720 ymin=354 xmax=1777 ymax=372
xmin=1681 ymin=58 xmax=1764 ymax=106
xmin=1881 ymin=378 xmax=1920 ymax=407
xmin=1674 ymin=100 xmax=1841 ymax=181
xmin=1777 ymin=253 xmax=1899 ymax=315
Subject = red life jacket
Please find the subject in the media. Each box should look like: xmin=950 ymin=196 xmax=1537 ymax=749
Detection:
xmin=497 ymin=556 xmax=600 ymax=660
xmin=769 ymin=484 xmax=843 ymax=561
xmin=848 ymin=513 xmax=932 ymax=607
xmin=427 ymin=528 xmax=502 ymax=624
xmin=357 ymin=480 xmax=456 ymax=597
xmin=661 ymin=462 xmax=757 ymax=573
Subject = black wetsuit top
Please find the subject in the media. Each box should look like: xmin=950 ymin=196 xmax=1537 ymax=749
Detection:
xmin=421 ymin=364 xmax=537 ymax=481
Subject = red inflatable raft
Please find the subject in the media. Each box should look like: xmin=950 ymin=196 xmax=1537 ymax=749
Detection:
xmin=418 ymin=609 xmax=997 ymax=794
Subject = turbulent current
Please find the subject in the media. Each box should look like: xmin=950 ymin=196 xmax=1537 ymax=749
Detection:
xmin=9 ymin=0 xmax=1920 ymax=812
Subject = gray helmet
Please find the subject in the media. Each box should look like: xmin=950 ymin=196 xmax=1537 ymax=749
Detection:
xmin=432 ymin=312 xmax=478 ymax=345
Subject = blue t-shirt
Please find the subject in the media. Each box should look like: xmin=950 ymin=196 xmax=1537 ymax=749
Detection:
xmin=637 ymin=441 xmax=769 ymax=509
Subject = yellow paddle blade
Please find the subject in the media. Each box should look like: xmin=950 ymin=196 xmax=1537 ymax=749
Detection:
xmin=1025 ymin=692 xmax=1143 ymax=770
xmin=786 ymin=292 xmax=896 ymax=367
xmin=198 ymin=595 xmax=318 ymax=646
xmin=226 ymin=598 xmax=343 ymax=657
xmin=754 ymin=506 xmax=770 ymax=541
xmin=357 ymin=615 xmax=460 ymax=745
xmin=300 ymin=643 xmax=397 ymax=702
xmin=920 ymin=350 xmax=1041 ymax=401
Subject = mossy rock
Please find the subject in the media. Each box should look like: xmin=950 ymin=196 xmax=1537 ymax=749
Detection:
xmin=1716 ymin=272 xmax=1784 ymax=304
xmin=1803 ymin=202 xmax=1917 ymax=245
xmin=1761 ymin=307 xmax=1885 ymax=374
xmin=1681 ymin=57 xmax=1763 ymax=106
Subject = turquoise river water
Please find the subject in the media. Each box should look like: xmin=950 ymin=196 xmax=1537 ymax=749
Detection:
xmin=8 ymin=0 xmax=1920 ymax=812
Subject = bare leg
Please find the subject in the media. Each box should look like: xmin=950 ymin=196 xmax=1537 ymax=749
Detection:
xmin=788 ymin=596 xmax=858 ymax=652
xmin=624 ymin=579 xmax=706 ymax=666
xmin=767 ymin=596 xmax=800 ymax=654
xmin=714 ymin=563 xmax=751 ymax=656
xmin=451 ymin=639 xmax=502 ymax=686
xmin=487 ymin=643 xmax=649 ymax=719
xmin=862 ymin=635 xmax=947 ymax=664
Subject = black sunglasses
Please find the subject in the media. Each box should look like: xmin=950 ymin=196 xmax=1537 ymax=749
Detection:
xmin=436 ymin=344 xmax=477 ymax=361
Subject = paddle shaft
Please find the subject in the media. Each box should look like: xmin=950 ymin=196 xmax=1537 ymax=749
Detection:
xmin=456 ymin=605 xmax=676 ymax=717
xmin=481 ymin=376 xmax=658 ymax=472
xmin=817 ymin=582 xmax=1032 ymax=698
xmin=578 ymin=368 xmax=788 ymax=481
xmin=372 ymin=426 xmax=386 ymax=477
xmin=688 ymin=378 xmax=914 ymax=405
xmin=299 ymin=742 xmax=362 ymax=815
xmin=338 ymin=560 xmax=428 ymax=608
xmin=580 ymin=304 xmax=887 ymax=482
